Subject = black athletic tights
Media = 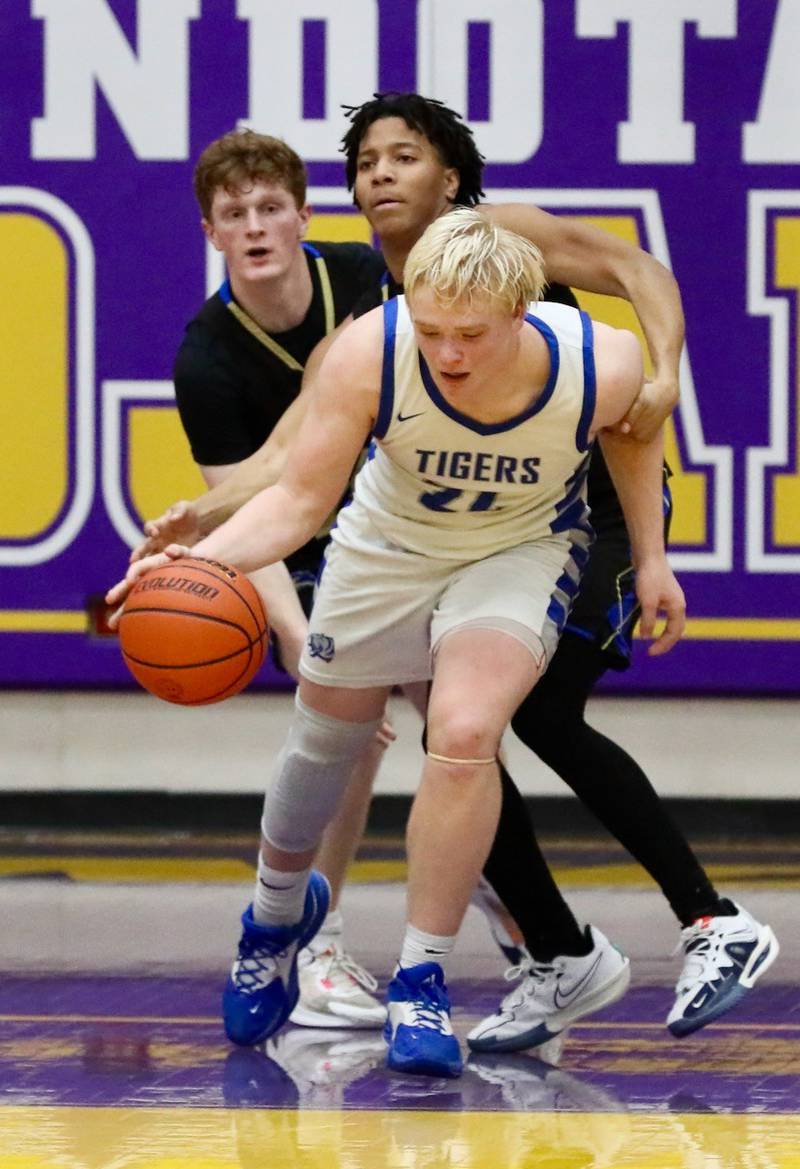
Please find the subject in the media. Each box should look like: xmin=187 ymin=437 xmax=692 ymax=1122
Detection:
xmin=481 ymin=633 xmax=723 ymax=961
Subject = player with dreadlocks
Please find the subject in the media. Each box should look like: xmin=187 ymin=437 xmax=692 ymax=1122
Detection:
xmin=339 ymin=92 xmax=776 ymax=1050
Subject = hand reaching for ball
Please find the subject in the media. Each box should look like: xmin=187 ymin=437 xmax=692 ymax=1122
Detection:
xmin=106 ymin=544 xmax=192 ymax=628
xmin=130 ymin=500 xmax=203 ymax=563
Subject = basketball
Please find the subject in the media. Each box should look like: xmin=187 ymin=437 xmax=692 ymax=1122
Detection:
xmin=118 ymin=555 xmax=269 ymax=705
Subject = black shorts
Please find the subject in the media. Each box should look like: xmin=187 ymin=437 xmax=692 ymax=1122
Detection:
xmin=564 ymin=472 xmax=673 ymax=671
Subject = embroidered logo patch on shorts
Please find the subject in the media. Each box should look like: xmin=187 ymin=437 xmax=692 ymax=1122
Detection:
xmin=308 ymin=633 xmax=335 ymax=662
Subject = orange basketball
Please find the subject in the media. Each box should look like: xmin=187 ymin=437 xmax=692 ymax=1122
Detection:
xmin=118 ymin=556 xmax=269 ymax=705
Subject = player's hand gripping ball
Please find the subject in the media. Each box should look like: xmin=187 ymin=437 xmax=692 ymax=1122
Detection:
xmin=118 ymin=556 xmax=269 ymax=705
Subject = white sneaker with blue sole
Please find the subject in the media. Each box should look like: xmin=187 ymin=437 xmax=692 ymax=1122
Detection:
xmin=467 ymin=925 xmax=630 ymax=1054
xmin=667 ymin=902 xmax=779 ymax=1037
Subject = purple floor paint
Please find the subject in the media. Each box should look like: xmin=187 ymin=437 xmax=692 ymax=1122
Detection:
xmin=1 ymin=975 xmax=797 ymax=1113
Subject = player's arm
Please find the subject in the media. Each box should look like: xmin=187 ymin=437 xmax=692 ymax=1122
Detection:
xmin=590 ymin=321 xmax=686 ymax=656
xmin=132 ymin=318 xmax=356 ymax=560
xmin=482 ymin=202 xmax=683 ymax=441
xmin=108 ymin=312 xmax=382 ymax=610
xmin=196 ymin=464 xmax=308 ymax=680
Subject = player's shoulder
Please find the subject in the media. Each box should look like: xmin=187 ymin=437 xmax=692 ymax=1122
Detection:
xmin=174 ymin=291 xmax=242 ymax=382
xmin=592 ymin=320 xmax=641 ymax=374
xmin=351 ymin=292 xmax=414 ymax=341
xmin=181 ymin=289 xmax=232 ymax=344
xmin=323 ymin=298 xmax=386 ymax=371
xmin=527 ymin=299 xmax=586 ymax=345
xmin=305 ymin=239 xmax=384 ymax=277
xmin=351 ymin=268 xmax=397 ymax=320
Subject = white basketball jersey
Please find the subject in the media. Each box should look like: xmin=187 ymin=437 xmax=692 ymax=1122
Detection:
xmin=335 ymin=296 xmax=597 ymax=561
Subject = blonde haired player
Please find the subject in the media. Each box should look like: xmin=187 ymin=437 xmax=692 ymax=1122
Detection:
xmin=109 ymin=208 xmax=684 ymax=1078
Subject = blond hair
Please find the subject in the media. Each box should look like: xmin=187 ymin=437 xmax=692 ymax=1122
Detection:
xmin=403 ymin=208 xmax=546 ymax=313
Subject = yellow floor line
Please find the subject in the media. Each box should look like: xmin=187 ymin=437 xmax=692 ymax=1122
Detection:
xmin=1 ymin=856 xmax=797 ymax=888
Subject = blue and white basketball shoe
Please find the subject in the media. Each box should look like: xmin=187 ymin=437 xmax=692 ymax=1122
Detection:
xmin=384 ymin=962 xmax=463 ymax=1078
xmin=223 ymin=870 xmax=330 ymax=1047
xmin=667 ymin=902 xmax=779 ymax=1037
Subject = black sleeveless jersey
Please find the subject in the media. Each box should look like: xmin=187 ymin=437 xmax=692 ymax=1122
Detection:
xmin=173 ymin=240 xmax=384 ymax=574
xmin=174 ymin=241 xmax=385 ymax=466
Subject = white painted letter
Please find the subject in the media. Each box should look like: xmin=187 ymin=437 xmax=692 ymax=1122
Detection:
xmin=32 ymin=0 xmax=200 ymax=160
xmin=576 ymin=0 xmax=736 ymax=163
xmin=238 ymin=0 xmax=377 ymax=159
xmin=744 ymin=1 xmax=800 ymax=163
xmin=417 ymin=0 xmax=542 ymax=164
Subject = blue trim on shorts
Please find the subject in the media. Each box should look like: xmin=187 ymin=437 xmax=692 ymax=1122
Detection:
xmin=545 ymin=530 xmax=593 ymax=634
xmin=576 ymin=311 xmax=596 ymax=452
xmin=562 ymin=622 xmax=596 ymax=643
xmin=601 ymin=577 xmax=639 ymax=658
xmin=374 ymin=298 xmax=398 ymax=438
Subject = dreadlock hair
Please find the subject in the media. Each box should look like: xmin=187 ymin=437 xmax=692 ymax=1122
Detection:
xmin=341 ymin=93 xmax=485 ymax=208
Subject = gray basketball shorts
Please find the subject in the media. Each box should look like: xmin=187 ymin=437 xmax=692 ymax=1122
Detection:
xmin=298 ymin=515 xmax=589 ymax=689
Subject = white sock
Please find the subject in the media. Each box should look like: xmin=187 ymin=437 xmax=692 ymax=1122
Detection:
xmin=399 ymin=924 xmax=457 ymax=972
xmin=252 ymin=855 xmax=310 ymax=925
xmin=308 ymin=907 xmax=344 ymax=954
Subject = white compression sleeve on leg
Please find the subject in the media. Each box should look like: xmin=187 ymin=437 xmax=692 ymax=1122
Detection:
xmin=261 ymin=694 xmax=381 ymax=854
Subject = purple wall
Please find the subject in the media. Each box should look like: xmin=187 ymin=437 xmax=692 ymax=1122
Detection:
xmin=2 ymin=1 xmax=798 ymax=694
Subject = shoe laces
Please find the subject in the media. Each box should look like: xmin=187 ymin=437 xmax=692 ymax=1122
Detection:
xmin=405 ymin=976 xmax=450 ymax=1032
xmin=501 ymin=958 xmax=561 ymax=1008
xmin=307 ymin=942 xmax=379 ymax=992
xmin=233 ymin=936 xmax=288 ymax=992
xmin=671 ymin=918 xmax=735 ymax=990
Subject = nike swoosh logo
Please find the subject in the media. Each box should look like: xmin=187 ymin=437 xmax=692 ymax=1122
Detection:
xmin=686 ymin=987 xmax=714 ymax=1013
xmin=397 ymin=410 xmax=425 ymax=422
xmin=553 ymin=953 xmax=604 ymax=1009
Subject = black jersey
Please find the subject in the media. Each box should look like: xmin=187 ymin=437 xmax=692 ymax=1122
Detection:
xmin=173 ymin=240 xmax=384 ymax=575
xmin=174 ymin=241 xmax=385 ymax=467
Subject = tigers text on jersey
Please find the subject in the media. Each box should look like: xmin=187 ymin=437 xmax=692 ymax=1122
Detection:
xmin=335 ymin=297 xmax=597 ymax=562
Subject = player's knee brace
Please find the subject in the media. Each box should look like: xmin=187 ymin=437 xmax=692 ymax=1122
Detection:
xmin=261 ymin=695 xmax=381 ymax=853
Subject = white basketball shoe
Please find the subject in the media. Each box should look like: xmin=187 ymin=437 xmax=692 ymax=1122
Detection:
xmin=667 ymin=902 xmax=779 ymax=1037
xmin=467 ymin=925 xmax=630 ymax=1053
xmin=290 ymin=941 xmax=387 ymax=1029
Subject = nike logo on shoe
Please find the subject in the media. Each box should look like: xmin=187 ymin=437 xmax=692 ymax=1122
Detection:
xmin=552 ymin=953 xmax=603 ymax=1009
xmin=686 ymin=984 xmax=716 ymax=1013
xmin=397 ymin=410 xmax=425 ymax=422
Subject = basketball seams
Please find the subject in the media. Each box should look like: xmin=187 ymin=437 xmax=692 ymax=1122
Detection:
xmin=121 ymin=643 xmax=256 ymax=671
xmin=134 ymin=558 xmax=267 ymax=638
xmin=119 ymin=556 xmax=269 ymax=704
xmin=119 ymin=604 xmax=258 ymax=645
xmin=123 ymin=641 xmax=258 ymax=705
xmin=168 ymin=647 xmax=257 ymax=706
